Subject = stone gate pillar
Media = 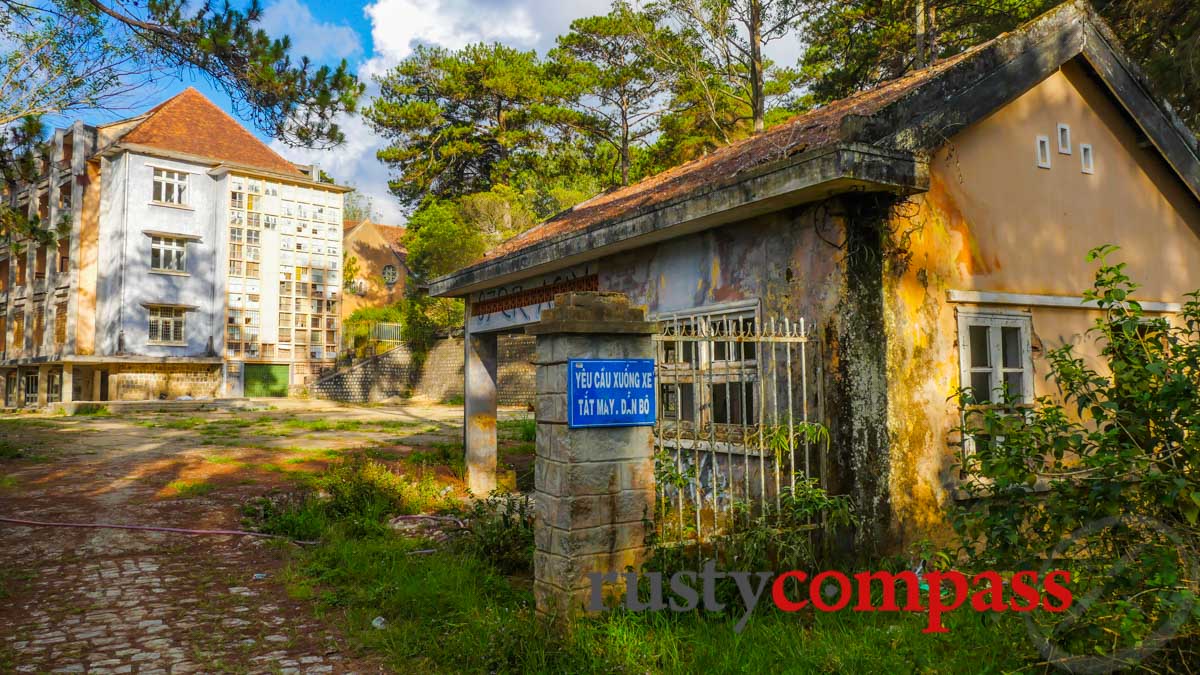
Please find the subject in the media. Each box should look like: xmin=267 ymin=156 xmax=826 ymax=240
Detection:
xmin=527 ymin=292 xmax=657 ymax=620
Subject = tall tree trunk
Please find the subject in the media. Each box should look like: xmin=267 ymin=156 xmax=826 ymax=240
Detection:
xmin=749 ymin=0 xmax=765 ymax=133
xmin=620 ymin=113 xmax=631 ymax=186
xmin=915 ymin=0 xmax=927 ymax=68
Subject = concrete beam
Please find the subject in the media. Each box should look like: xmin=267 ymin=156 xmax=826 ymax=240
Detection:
xmin=464 ymin=328 xmax=498 ymax=496
xmin=430 ymin=144 xmax=927 ymax=298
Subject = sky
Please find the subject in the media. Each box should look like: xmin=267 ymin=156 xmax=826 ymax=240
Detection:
xmin=66 ymin=0 xmax=805 ymax=225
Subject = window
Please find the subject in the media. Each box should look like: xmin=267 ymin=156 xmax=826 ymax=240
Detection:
xmin=1036 ymin=135 xmax=1052 ymax=169
xmin=246 ymin=230 xmax=260 ymax=245
xmin=1080 ymin=144 xmax=1095 ymax=175
xmin=150 ymin=236 xmax=187 ymax=273
xmin=1056 ymin=123 xmax=1071 ymax=154
xmin=47 ymin=371 xmax=61 ymax=403
xmin=230 ymin=228 xmax=243 ymax=243
xmin=382 ymin=265 xmax=398 ymax=286
xmin=230 ymin=192 xmax=245 ymax=210
xmin=148 ymin=306 xmax=186 ymax=345
xmin=152 ymin=168 xmax=188 ymax=205
xmin=23 ymin=373 xmax=38 ymax=406
xmin=956 ymin=311 xmax=1033 ymax=404
xmin=657 ymin=308 xmax=758 ymax=426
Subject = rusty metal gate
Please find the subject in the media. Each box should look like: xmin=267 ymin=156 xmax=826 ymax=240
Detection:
xmin=653 ymin=310 xmax=828 ymax=545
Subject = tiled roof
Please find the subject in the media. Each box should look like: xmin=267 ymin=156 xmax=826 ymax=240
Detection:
xmin=114 ymin=88 xmax=304 ymax=177
xmin=482 ymin=48 xmax=977 ymax=262
xmin=374 ymin=223 xmax=408 ymax=257
xmin=344 ymin=218 xmax=408 ymax=257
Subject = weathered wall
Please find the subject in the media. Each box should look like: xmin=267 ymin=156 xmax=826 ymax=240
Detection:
xmin=341 ymin=221 xmax=407 ymax=320
xmin=595 ymin=201 xmax=898 ymax=551
xmin=883 ymin=62 xmax=1200 ymax=545
xmin=95 ymin=152 xmax=223 ymax=358
xmin=312 ymin=334 xmax=535 ymax=405
xmin=109 ymin=363 xmax=221 ymax=401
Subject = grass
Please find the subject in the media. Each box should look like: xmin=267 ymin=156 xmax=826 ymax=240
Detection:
xmin=281 ymin=531 xmax=1033 ymax=674
xmin=0 ymin=475 xmax=17 ymax=490
xmin=166 ymin=479 xmax=217 ymax=498
xmin=71 ymin=404 xmax=110 ymax=416
xmin=498 ymin=417 xmax=536 ymax=442
xmin=0 ymin=440 xmax=23 ymax=460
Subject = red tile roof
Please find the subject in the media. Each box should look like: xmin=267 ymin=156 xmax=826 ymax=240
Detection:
xmin=482 ymin=48 xmax=979 ymax=262
xmin=375 ymin=223 xmax=408 ymax=257
xmin=114 ymin=88 xmax=304 ymax=177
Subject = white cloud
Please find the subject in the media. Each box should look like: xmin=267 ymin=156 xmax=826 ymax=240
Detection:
xmin=271 ymin=0 xmax=624 ymax=226
xmin=260 ymin=0 xmax=363 ymax=63
xmin=360 ymin=0 xmax=547 ymax=77
xmin=271 ymin=113 xmax=404 ymax=224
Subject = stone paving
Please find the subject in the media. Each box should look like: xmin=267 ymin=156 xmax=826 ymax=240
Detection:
xmin=0 ymin=401 xmax=499 ymax=673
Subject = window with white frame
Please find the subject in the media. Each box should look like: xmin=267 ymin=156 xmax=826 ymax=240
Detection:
xmin=148 ymin=306 xmax=186 ymax=345
xmin=150 ymin=236 xmax=187 ymax=273
xmin=152 ymin=168 xmax=188 ymax=205
xmin=956 ymin=310 xmax=1034 ymax=404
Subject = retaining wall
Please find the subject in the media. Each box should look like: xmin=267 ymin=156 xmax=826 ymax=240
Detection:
xmin=312 ymin=334 xmax=535 ymax=406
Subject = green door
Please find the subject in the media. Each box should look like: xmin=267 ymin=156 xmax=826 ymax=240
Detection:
xmin=243 ymin=364 xmax=290 ymax=398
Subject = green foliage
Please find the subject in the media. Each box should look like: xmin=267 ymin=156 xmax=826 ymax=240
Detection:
xmin=502 ymin=417 xmax=537 ymax=442
xmin=366 ymin=42 xmax=567 ymax=209
xmin=342 ymin=251 xmax=362 ymax=293
xmin=0 ymin=440 xmax=22 ymax=460
xmin=167 ymin=479 xmax=216 ymax=498
xmin=71 ymin=404 xmax=110 ymax=416
xmin=452 ymin=492 xmax=535 ymax=575
xmin=402 ymin=201 xmax=487 ymax=280
xmin=549 ymin=5 xmax=673 ymax=185
xmin=248 ymin=457 xmax=458 ymax=541
xmin=954 ymin=246 xmax=1200 ymax=664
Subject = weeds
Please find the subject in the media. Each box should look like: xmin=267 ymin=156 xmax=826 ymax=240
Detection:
xmin=72 ymin=404 xmax=109 ymax=416
xmin=167 ymin=480 xmax=216 ymax=498
xmin=0 ymin=440 xmax=23 ymax=460
xmin=498 ymin=417 xmax=536 ymax=442
xmin=452 ymin=492 xmax=534 ymax=575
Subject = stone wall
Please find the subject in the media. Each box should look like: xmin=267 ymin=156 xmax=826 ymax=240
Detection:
xmin=109 ymin=363 xmax=222 ymax=401
xmin=312 ymin=334 xmax=535 ymax=406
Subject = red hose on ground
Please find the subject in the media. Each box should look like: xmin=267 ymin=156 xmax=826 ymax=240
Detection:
xmin=0 ymin=516 xmax=317 ymax=545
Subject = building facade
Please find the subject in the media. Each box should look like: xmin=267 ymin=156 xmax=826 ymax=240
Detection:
xmin=0 ymin=88 xmax=347 ymax=406
xmin=341 ymin=217 xmax=408 ymax=321
xmin=430 ymin=2 xmax=1200 ymax=547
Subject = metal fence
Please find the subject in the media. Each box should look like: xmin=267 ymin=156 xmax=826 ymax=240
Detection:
xmin=652 ymin=312 xmax=827 ymax=546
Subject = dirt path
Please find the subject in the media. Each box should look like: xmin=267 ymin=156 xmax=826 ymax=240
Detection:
xmin=0 ymin=402 xmax=520 ymax=674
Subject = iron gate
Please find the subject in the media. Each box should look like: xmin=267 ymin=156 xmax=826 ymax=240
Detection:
xmin=652 ymin=312 xmax=828 ymax=545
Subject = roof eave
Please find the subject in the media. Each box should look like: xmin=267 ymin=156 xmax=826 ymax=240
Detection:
xmin=429 ymin=143 xmax=929 ymax=298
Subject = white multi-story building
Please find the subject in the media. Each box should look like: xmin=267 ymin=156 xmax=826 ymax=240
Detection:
xmin=0 ymin=88 xmax=348 ymax=405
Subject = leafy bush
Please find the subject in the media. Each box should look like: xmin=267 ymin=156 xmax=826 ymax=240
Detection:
xmin=246 ymin=458 xmax=458 ymax=540
xmin=453 ymin=492 xmax=535 ymax=575
xmin=954 ymin=246 xmax=1200 ymax=667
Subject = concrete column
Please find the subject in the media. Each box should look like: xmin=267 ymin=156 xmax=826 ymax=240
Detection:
xmin=61 ymin=363 xmax=73 ymax=403
xmin=36 ymin=364 xmax=49 ymax=408
xmin=92 ymin=369 xmax=103 ymax=402
xmin=464 ymin=330 xmax=498 ymax=496
xmin=527 ymin=292 xmax=657 ymax=621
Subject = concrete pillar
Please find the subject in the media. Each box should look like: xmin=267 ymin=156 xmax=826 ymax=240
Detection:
xmin=527 ymin=292 xmax=657 ymax=621
xmin=36 ymin=364 xmax=49 ymax=408
xmin=464 ymin=330 xmax=498 ymax=495
xmin=61 ymin=363 xmax=73 ymax=403
xmin=92 ymin=368 xmax=103 ymax=402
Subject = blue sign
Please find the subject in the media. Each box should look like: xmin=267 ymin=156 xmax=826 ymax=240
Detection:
xmin=567 ymin=359 xmax=656 ymax=428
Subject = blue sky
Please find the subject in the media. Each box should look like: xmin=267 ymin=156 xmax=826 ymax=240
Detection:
xmin=66 ymin=0 xmax=804 ymax=225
